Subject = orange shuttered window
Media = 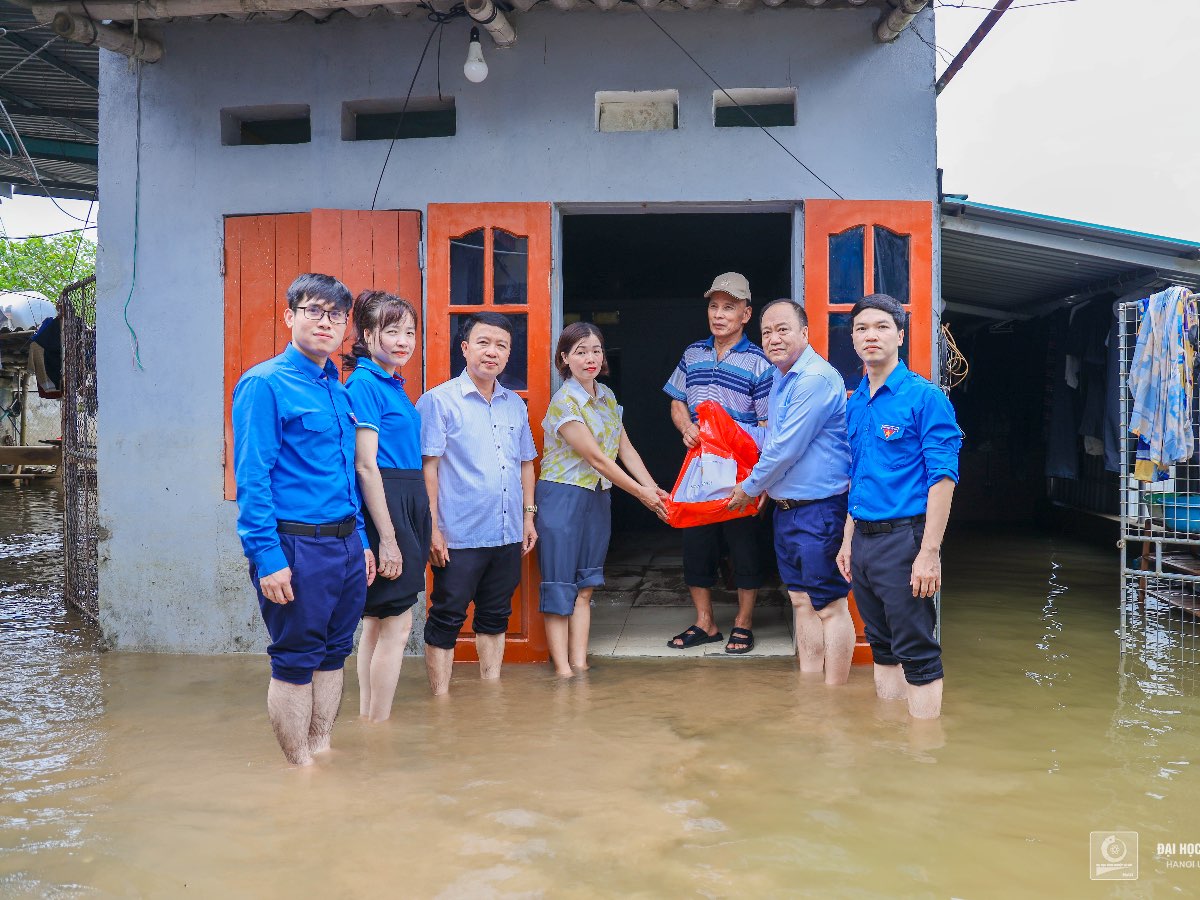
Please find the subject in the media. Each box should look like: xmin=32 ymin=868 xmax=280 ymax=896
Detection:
xmin=223 ymin=210 xmax=422 ymax=500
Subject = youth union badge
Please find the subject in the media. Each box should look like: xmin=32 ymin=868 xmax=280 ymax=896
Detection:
xmin=881 ymin=424 xmax=901 ymax=440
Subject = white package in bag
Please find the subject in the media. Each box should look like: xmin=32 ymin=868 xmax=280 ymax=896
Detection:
xmin=677 ymin=452 xmax=738 ymax=503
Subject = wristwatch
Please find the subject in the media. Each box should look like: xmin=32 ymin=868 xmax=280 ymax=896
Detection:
xmin=523 ymin=505 xmax=538 ymax=513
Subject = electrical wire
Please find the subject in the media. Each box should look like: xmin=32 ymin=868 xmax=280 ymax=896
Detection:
xmin=635 ymin=6 xmax=843 ymax=201
xmin=941 ymin=322 xmax=969 ymax=389
xmin=369 ymin=3 xmax=467 ymax=210
xmin=122 ymin=49 xmax=144 ymax=370
xmin=2 ymin=225 xmax=97 ymax=240
xmin=935 ymin=0 xmax=1080 ymax=9
xmin=0 ymin=95 xmax=95 ymax=224
xmin=63 ymin=193 xmax=96 ymax=285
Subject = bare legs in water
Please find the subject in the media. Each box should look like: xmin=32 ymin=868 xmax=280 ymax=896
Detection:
xmin=544 ymin=588 xmax=594 ymax=677
xmin=357 ymin=610 xmax=414 ymax=722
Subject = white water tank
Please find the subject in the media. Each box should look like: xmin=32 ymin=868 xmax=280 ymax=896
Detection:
xmin=0 ymin=291 xmax=55 ymax=331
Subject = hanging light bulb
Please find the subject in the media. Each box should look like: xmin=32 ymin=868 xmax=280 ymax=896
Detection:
xmin=464 ymin=27 xmax=488 ymax=84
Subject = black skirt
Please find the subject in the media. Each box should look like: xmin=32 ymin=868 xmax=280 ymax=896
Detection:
xmin=362 ymin=468 xmax=432 ymax=618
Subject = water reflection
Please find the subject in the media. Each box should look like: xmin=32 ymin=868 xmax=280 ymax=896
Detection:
xmin=1 ymin=501 xmax=1200 ymax=894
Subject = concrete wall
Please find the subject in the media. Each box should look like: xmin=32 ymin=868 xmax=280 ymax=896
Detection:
xmin=95 ymin=6 xmax=936 ymax=651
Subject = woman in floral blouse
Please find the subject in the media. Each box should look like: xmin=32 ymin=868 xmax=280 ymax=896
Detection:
xmin=536 ymin=322 xmax=668 ymax=676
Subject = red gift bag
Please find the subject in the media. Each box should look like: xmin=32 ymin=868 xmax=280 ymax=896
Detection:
xmin=664 ymin=400 xmax=761 ymax=529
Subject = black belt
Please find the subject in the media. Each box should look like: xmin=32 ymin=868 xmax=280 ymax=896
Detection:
xmin=775 ymin=493 xmax=844 ymax=511
xmin=854 ymin=514 xmax=925 ymax=535
xmin=277 ymin=515 xmax=357 ymax=538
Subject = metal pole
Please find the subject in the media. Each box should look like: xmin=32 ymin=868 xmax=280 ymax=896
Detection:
xmin=934 ymin=0 xmax=1015 ymax=95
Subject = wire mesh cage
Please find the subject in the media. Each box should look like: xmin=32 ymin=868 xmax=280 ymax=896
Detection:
xmin=60 ymin=275 xmax=97 ymax=622
xmin=1119 ymin=295 xmax=1200 ymax=669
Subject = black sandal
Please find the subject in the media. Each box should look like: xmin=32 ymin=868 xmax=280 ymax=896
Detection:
xmin=725 ymin=626 xmax=755 ymax=655
xmin=668 ymin=625 xmax=724 ymax=649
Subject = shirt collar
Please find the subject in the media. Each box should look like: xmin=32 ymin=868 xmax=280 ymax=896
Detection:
xmin=457 ymin=368 xmax=509 ymax=401
xmin=564 ymin=376 xmax=607 ymax=407
xmin=784 ymin=344 xmax=817 ymax=377
xmin=883 ymin=359 xmax=910 ymax=394
xmin=853 ymin=359 xmax=909 ymax=398
xmin=703 ymin=333 xmax=751 ymax=355
xmin=284 ymin=342 xmax=338 ymax=381
xmin=357 ymin=356 xmax=406 ymax=387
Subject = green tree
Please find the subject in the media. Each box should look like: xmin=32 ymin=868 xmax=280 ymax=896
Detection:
xmin=0 ymin=232 xmax=96 ymax=301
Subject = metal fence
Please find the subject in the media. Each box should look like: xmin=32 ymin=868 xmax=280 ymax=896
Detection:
xmin=60 ymin=275 xmax=98 ymax=622
xmin=1118 ymin=297 xmax=1200 ymax=670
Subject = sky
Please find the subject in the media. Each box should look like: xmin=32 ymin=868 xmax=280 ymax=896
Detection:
xmin=0 ymin=0 xmax=1195 ymax=243
xmin=934 ymin=0 xmax=1200 ymax=241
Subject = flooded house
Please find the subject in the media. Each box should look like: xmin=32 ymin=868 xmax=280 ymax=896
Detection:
xmin=18 ymin=0 xmax=1197 ymax=662
xmin=20 ymin=0 xmax=931 ymax=661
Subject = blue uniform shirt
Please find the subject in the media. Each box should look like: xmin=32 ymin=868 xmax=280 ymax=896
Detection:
xmin=663 ymin=334 xmax=773 ymax=428
xmin=416 ymin=370 xmax=538 ymax=550
xmin=742 ymin=345 xmax=850 ymax=501
xmin=232 ymin=343 xmax=368 ymax=576
xmin=345 ymin=357 xmax=422 ymax=469
xmin=846 ymin=361 xmax=962 ymax=522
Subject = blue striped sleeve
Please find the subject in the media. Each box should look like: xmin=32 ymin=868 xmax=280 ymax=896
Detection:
xmin=346 ymin=375 xmax=382 ymax=433
xmin=663 ymin=354 xmax=688 ymax=402
xmin=752 ymin=366 xmax=773 ymax=421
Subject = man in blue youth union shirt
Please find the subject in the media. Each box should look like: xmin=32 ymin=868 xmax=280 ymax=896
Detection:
xmin=232 ymin=273 xmax=376 ymax=767
xmin=835 ymin=293 xmax=961 ymax=720
xmin=728 ymin=299 xmax=854 ymax=685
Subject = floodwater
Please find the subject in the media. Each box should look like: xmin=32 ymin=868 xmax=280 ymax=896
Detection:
xmin=3 ymin=485 xmax=1200 ymax=897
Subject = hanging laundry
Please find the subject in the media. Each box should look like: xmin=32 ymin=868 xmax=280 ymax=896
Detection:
xmin=1128 ymin=285 xmax=1197 ymax=482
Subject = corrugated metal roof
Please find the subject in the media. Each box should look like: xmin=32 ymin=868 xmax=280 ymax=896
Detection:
xmin=940 ymin=199 xmax=1200 ymax=320
xmin=0 ymin=1 xmax=97 ymax=197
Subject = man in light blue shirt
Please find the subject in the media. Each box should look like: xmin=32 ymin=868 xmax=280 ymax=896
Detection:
xmin=416 ymin=311 xmax=538 ymax=695
xmin=728 ymin=299 xmax=855 ymax=685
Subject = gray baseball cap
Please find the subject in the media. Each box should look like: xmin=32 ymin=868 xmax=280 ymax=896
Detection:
xmin=704 ymin=272 xmax=751 ymax=302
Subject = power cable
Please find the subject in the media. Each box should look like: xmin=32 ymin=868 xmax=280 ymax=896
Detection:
xmin=935 ymin=0 xmax=1080 ymax=9
xmin=0 ymin=96 xmax=94 ymax=224
xmin=122 ymin=42 xmax=143 ymax=369
xmin=1 ymin=225 xmax=97 ymax=240
xmin=634 ymin=6 xmax=843 ymax=201
xmin=63 ymin=192 xmax=96 ymax=284
xmin=370 ymin=3 xmax=468 ymax=210
xmin=941 ymin=323 xmax=969 ymax=389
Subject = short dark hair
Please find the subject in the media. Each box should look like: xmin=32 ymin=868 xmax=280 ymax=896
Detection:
xmin=459 ymin=311 xmax=513 ymax=344
xmin=555 ymin=322 xmax=610 ymax=381
xmin=286 ymin=273 xmax=352 ymax=312
xmin=759 ymin=298 xmax=808 ymax=328
xmin=851 ymin=293 xmax=907 ymax=331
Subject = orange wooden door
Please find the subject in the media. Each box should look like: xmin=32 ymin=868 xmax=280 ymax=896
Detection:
xmin=803 ymin=199 xmax=935 ymax=664
xmin=310 ymin=209 xmax=424 ymax=401
xmin=223 ymin=212 xmax=312 ymax=500
xmin=426 ymin=202 xmax=553 ymax=663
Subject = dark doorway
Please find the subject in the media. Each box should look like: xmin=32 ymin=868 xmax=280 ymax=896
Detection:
xmin=562 ymin=212 xmax=792 ymax=532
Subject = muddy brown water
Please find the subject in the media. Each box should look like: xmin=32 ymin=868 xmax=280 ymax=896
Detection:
xmin=2 ymin=483 xmax=1199 ymax=896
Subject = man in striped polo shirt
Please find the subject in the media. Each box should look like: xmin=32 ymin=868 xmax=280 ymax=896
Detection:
xmin=664 ymin=272 xmax=773 ymax=654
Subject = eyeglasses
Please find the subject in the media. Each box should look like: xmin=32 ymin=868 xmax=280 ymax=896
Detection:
xmin=296 ymin=304 xmax=349 ymax=325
